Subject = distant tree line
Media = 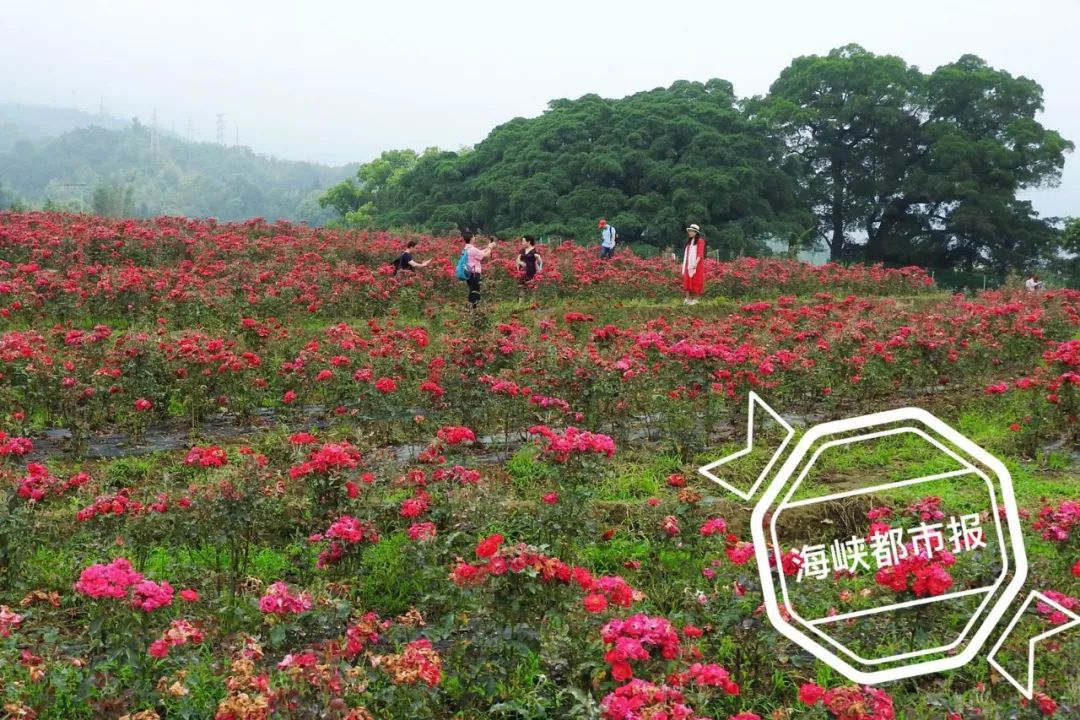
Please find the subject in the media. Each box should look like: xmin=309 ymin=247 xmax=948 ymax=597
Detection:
xmin=321 ymin=45 xmax=1075 ymax=278
xmin=0 ymin=119 xmax=358 ymax=223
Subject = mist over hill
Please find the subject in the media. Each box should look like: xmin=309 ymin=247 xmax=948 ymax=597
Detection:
xmin=0 ymin=104 xmax=358 ymax=223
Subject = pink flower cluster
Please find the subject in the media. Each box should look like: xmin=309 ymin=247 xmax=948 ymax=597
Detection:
xmin=1033 ymin=501 xmax=1080 ymax=542
xmin=258 ymin=581 xmax=312 ymax=615
xmin=1035 ymin=590 xmax=1080 ymax=625
xmin=0 ymin=431 xmax=33 ymax=458
xmin=0 ymin=605 xmax=23 ymax=637
xmin=699 ymin=517 xmax=727 ymax=536
xmin=131 ymin=579 xmax=175 ymax=611
xmin=527 ymin=425 xmax=616 ymax=462
xmin=310 ymin=515 xmax=381 ymax=568
xmin=148 ymin=618 xmax=205 ymax=658
xmin=74 ymin=558 xmax=174 ymax=612
xmin=324 ymin=515 xmax=380 ymax=545
xmin=600 ymin=614 xmax=682 ymax=682
xmin=408 ymin=521 xmax=438 ymax=542
xmin=600 ymin=680 xmax=699 ymax=720
xmin=905 ymin=496 xmax=945 ymax=522
xmin=184 ymin=445 xmax=228 ymax=468
xmin=798 ymin=683 xmax=896 ymax=720
xmin=660 ymin=515 xmax=680 ymax=537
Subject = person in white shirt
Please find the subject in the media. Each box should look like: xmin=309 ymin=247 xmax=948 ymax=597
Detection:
xmin=598 ymin=219 xmax=617 ymax=259
xmin=1024 ymin=274 xmax=1042 ymax=292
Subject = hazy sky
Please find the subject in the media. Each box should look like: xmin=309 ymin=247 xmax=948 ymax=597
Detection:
xmin=1 ymin=0 xmax=1076 ymax=217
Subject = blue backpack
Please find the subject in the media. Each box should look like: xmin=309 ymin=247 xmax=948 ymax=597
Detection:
xmin=455 ymin=249 xmax=470 ymax=281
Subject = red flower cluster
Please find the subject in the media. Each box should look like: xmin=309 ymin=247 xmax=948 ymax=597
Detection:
xmin=874 ymin=545 xmax=955 ymax=598
xmin=905 ymin=496 xmax=945 ymax=522
xmin=699 ymin=517 xmax=728 ymax=536
xmin=600 ymin=679 xmax=699 ymax=720
xmin=1031 ymin=691 xmax=1059 ymax=717
xmin=185 ymin=445 xmax=228 ymax=468
xmin=310 ymin=516 xmax=380 ymax=569
xmin=600 ymin=614 xmax=682 ymax=682
xmin=672 ymin=662 xmax=740 ymax=694
xmin=15 ymin=463 xmax=89 ymax=502
xmin=476 ymin=533 xmax=504 ymax=558
xmin=0 ymin=431 xmax=33 ymax=457
xmin=288 ymin=441 xmax=362 ymax=479
xmin=148 ymin=618 xmax=205 ymax=658
xmin=1033 ymin=500 xmax=1080 ymax=542
xmin=400 ymin=489 xmax=431 ymax=518
xmin=1035 ymin=590 xmax=1080 ymax=625
xmin=342 ymin=612 xmax=390 ymax=659
xmin=435 ymin=425 xmax=476 ymax=445
xmin=76 ymin=489 xmax=141 ymax=521
xmin=527 ymin=425 xmax=616 ymax=462
xmin=451 ymin=539 xmax=638 ymax=613
xmin=407 ymin=521 xmax=438 ymax=542
xmin=800 ymin=683 xmax=896 ymax=720
xmin=374 ymin=638 xmax=442 ymax=687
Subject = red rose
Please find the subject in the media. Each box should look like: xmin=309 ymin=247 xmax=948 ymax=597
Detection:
xmin=583 ymin=593 xmax=608 ymax=613
xmin=798 ymin=682 xmax=825 ymax=705
xmin=476 ymin=534 xmax=504 ymax=559
xmin=610 ymin=661 xmax=633 ymax=682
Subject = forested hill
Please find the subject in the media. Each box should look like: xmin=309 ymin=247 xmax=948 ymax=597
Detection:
xmin=0 ymin=117 xmax=358 ymax=223
xmin=320 ymin=80 xmax=810 ymax=257
xmin=0 ymin=103 xmax=129 ymax=152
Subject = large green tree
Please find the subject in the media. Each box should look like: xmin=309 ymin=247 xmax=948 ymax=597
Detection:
xmin=334 ymin=80 xmax=811 ymax=254
xmin=751 ymin=45 xmax=1072 ymax=271
xmin=320 ymin=149 xmax=421 ymax=227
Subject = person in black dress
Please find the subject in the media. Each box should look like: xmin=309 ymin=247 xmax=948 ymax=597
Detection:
xmin=393 ymin=240 xmax=431 ymax=275
xmin=517 ymin=236 xmax=541 ymax=289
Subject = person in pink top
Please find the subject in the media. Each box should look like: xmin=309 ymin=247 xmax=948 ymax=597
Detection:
xmin=462 ymin=230 xmax=495 ymax=309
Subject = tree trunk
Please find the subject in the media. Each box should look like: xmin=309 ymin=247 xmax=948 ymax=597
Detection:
xmin=829 ymin=160 xmax=846 ymax=260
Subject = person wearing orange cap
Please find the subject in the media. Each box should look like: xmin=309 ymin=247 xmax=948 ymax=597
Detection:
xmin=598 ymin=219 xmax=617 ymax=259
xmin=682 ymin=224 xmax=706 ymax=305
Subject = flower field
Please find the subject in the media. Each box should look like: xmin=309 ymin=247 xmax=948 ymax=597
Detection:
xmin=0 ymin=211 xmax=1078 ymax=719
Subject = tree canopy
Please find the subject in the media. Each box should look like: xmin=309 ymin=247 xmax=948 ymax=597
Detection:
xmin=324 ymin=80 xmax=812 ymax=257
xmin=750 ymin=45 xmax=1072 ymax=270
xmin=321 ymin=46 xmax=1072 ymax=277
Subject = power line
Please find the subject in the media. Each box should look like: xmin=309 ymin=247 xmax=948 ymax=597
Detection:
xmin=216 ymin=113 xmax=226 ymax=145
xmin=150 ymin=108 xmax=160 ymax=152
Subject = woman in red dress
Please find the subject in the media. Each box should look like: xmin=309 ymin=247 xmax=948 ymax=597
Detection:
xmin=682 ymin=224 xmax=706 ymax=305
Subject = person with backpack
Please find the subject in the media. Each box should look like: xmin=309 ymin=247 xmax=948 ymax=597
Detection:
xmin=516 ymin=235 xmax=543 ymax=289
xmin=682 ymin=223 xmax=706 ymax=305
xmin=456 ymin=230 xmax=495 ymax=309
xmin=392 ymin=240 xmax=431 ymax=275
xmin=598 ymin=219 xmax=617 ymax=259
